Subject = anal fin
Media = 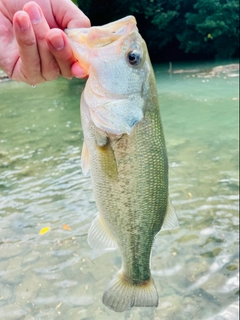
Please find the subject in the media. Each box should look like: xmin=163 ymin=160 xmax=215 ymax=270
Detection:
xmin=88 ymin=213 xmax=117 ymax=251
xmin=161 ymin=199 xmax=179 ymax=231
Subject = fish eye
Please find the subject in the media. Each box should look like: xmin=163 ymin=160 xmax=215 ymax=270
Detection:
xmin=127 ymin=50 xmax=141 ymax=66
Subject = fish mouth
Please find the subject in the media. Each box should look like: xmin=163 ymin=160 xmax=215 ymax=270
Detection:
xmin=65 ymin=16 xmax=137 ymax=70
xmin=65 ymin=15 xmax=136 ymax=47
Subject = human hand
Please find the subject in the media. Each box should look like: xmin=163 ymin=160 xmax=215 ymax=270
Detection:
xmin=0 ymin=0 xmax=90 ymax=85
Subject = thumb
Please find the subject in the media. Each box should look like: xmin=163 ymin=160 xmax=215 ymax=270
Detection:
xmin=51 ymin=0 xmax=90 ymax=29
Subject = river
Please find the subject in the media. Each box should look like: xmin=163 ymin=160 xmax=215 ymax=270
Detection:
xmin=0 ymin=61 xmax=239 ymax=320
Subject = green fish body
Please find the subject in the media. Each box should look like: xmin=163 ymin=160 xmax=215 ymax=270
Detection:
xmin=65 ymin=16 xmax=178 ymax=312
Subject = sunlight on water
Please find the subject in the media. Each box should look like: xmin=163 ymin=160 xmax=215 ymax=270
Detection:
xmin=0 ymin=62 xmax=239 ymax=320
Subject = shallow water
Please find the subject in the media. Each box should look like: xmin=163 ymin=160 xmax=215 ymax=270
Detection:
xmin=0 ymin=62 xmax=239 ymax=320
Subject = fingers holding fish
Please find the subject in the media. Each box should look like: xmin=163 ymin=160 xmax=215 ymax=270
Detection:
xmin=46 ymin=0 xmax=90 ymax=79
xmin=23 ymin=1 xmax=89 ymax=81
xmin=11 ymin=1 xmax=90 ymax=84
xmin=12 ymin=7 xmax=57 ymax=84
xmin=46 ymin=28 xmax=87 ymax=80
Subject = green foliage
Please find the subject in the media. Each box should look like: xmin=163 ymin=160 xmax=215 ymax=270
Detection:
xmin=177 ymin=0 xmax=239 ymax=58
xmin=74 ymin=0 xmax=92 ymax=16
xmin=71 ymin=0 xmax=239 ymax=60
xmin=132 ymin=0 xmax=181 ymax=51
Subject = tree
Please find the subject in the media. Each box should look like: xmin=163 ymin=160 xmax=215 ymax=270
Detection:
xmin=127 ymin=0 xmax=181 ymax=55
xmin=177 ymin=0 xmax=239 ymax=59
xmin=72 ymin=0 xmax=239 ymax=60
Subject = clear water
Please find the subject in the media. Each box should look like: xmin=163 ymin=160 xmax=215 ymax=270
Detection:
xmin=0 ymin=62 xmax=239 ymax=320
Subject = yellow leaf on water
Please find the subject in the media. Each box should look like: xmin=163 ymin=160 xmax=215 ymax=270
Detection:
xmin=39 ymin=227 xmax=51 ymax=235
xmin=63 ymin=224 xmax=71 ymax=231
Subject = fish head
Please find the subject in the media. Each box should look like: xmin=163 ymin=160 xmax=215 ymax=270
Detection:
xmin=65 ymin=16 xmax=153 ymax=135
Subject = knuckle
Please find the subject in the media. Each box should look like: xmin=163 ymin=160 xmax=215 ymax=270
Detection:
xmin=35 ymin=33 xmax=46 ymax=42
xmin=44 ymin=71 xmax=60 ymax=81
xmin=24 ymin=75 xmax=44 ymax=85
xmin=42 ymin=61 xmax=60 ymax=81
xmin=22 ymin=37 xmax=37 ymax=47
xmin=61 ymin=70 xmax=72 ymax=79
xmin=84 ymin=17 xmax=91 ymax=28
xmin=21 ymin=66 xmax=44 ymax=85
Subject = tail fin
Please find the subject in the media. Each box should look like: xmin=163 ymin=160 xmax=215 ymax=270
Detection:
xmin=102 ymin=271 xmax=158 ymax=312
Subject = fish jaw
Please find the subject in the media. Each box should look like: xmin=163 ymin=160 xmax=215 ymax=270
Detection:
xmin=65 ymin=16 xmax=137 ymax=75
xmin=64 ymin=27 xmax=90 ymax=73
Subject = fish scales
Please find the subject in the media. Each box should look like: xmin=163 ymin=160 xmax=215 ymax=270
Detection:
xmin=65 ymin=15 xmax=178 ymax=313
xmin=89 ymin=109 xmax=168 ymax=281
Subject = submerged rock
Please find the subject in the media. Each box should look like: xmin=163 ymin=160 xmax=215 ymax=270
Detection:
xmin=169 ymin=63 xmax=239 ymax=79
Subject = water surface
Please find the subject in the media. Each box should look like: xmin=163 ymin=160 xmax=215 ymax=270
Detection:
xmin=0 ymin=62 xmax=239 ymax=320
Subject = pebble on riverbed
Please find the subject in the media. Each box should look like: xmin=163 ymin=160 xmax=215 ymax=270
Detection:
xmin=200 ymin=273 xmax=228 ymax=295
xmin=2 ymin=256 xmax=23 ymax=285
xmin=15 ymin=273 xmax=40 ymax=306
xmin=187 ymin=260 xmax=209 ymax=283
xmin=155 ymin=294 xmax=184 ymax=319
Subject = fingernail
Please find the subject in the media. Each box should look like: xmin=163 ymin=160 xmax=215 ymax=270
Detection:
xmin=27 ymin=4 xmax=42 ymax=24
xmin=17 ymin=13 xmax=30 ymax=32
xmin=48 ymin=31 xmax=65 ymax=51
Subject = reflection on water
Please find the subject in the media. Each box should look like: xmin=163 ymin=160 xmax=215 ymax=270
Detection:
xmin=0 ymin=62 xmax=239 ymax=320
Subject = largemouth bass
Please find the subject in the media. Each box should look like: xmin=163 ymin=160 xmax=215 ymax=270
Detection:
xmin=65 ymin=16 xmax=178 ymax=313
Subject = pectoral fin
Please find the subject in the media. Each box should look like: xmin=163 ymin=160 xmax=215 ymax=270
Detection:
xmin=161 ymin=200 xmax=179 ymax=231
xmin=88 ymin=213 xmax=118 ymax=251
xmin=81 ymin=141 xmax=90 ymax=176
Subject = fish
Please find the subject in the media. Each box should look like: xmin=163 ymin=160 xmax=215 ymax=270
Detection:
xmin=65 ymin=16 xmax=178 ymax=313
